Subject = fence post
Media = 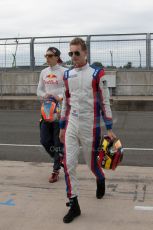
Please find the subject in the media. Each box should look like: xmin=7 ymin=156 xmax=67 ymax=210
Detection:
xmin=86 ymin=35 xmax=91 ymax=64
xmin=146 ymin=33 xmax=151 ymax=70
xmin=4 ymin=39 xmax=8 ymax=72
xmin=0 ymin=72 xmax=2 ymax=97
xmin=30 ymin=38 xmax=35 ymax=70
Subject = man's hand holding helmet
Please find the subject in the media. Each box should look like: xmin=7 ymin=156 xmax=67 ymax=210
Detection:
xmin=107 ymin=129 xmax=116 ymax=140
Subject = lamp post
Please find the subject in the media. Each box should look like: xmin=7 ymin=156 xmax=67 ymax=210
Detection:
xmin=139 ymin=49 xmax=142 ymax=68
xmin=110 ymin=50 xmax=113 ymax=67
xmin=12 ymin=39 xmax=19 ymax=68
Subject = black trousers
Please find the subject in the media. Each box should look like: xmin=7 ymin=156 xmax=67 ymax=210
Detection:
xmin=40 ymin=120 xmax=63 ymax=171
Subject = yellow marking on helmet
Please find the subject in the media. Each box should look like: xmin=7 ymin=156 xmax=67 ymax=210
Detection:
xmin=105 ymin=155 xmax=112 ymax=169
xmin=103 ymin=139 xmax=109 ymax=152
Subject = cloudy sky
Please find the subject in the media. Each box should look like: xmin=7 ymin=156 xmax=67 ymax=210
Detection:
xmin=0 ymin=0 xmax=153 ymax=38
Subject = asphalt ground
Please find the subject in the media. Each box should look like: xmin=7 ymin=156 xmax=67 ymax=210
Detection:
xmin=0 ymin=107 xmax=153 ymax=229
xmin=0 ymin=110 xmax=153 ymax=166
xmin=0 ymin=161 xmax=153 ymax=230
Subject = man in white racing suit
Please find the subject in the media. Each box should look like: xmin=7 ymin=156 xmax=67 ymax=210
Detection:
xmin=59 ymin=38 xmax=116 ymax=223
xmin=37 ymin=47 xmax=66 ymax=183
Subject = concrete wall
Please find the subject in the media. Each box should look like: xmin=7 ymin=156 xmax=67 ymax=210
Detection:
xmin=116 ymin=71 xmax=153 ymax=96
xmin=0 ymin=71 xmax=39 ymax=95
xmin=1 ymin=70 xmax=153 ymax=96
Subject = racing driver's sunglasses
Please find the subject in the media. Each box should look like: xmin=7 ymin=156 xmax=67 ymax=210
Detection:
xmin=68 ymin=51 xmax=80 ymax=57
xmin=44 ymin=54 xmax=56 ymax=58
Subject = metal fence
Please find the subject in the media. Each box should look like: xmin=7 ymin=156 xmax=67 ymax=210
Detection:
xmin=0 ymin=33 xmax=152 ymax=70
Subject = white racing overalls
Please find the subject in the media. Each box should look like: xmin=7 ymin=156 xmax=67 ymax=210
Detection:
xmin=60 ymin=63 xmax=113 ymax=198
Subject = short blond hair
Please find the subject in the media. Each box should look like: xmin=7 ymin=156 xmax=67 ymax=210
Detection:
xmin=70 ymin=37 xmax=87 ymax=51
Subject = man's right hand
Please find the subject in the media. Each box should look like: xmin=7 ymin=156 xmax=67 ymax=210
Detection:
xmin=59 ymin=129 xmax=65 ymax=143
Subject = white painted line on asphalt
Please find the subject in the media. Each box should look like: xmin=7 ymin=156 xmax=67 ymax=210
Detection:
xmin=124 ymin=148 xmax=153 ymax=151
xmin=0 ymin=143 xmax=42 ymax=147
xmin=0 ymin=144 xmax=153 ymax=151
xmin=135 ymin=206 xmax=153 ymax=211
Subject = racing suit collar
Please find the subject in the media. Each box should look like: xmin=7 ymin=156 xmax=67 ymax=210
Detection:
xmin=74 ymin=63 xmax=89 ymax=71
xmin=49 ymin=64 xmax=60 ymax=71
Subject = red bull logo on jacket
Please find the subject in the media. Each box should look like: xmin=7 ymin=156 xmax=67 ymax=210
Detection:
xmin=46 ymin=74 xmax=57 ymax=79
xmin=44 ymin=74 xmax=58 ymax=84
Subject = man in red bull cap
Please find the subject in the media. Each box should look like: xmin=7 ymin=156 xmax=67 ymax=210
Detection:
xmin=37 ymin=47 xmax=67 ymax=183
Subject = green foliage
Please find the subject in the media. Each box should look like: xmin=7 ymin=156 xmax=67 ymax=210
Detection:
xmin=91 ymin=62 xmax=104 ymax=68
xmin=124 ymin=61 xmax=132 ymax=69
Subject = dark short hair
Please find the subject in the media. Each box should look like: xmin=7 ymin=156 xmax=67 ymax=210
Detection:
xmin=46 ymin=47 xmax=62 ymax=63
xmin=47 ymin=47 xmax=61 ymax=56
xmin=70 ymin=38 xmax=87 ymax=51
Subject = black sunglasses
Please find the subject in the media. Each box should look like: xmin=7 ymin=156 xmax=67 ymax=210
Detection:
xmin=45 ymin=54 xmax=56 ymax=58
xmin=68 ymin=51 xmax=80 ymax=57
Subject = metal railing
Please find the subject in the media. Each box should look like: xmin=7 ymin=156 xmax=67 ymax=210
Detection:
xmin=0 ymin=33 xmax=152 ymax=70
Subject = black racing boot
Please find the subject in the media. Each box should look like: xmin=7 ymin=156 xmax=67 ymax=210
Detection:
xmin=63 ymin=196 xmax=81 ymax=223
xmin=96 ymin=178 xmax=105 ymax=199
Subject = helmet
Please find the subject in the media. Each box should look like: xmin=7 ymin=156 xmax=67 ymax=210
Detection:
xmin=41 ymin=98 xmax=61 ymax=122
xmin=97 ymin=135 xmax=123 ymax=170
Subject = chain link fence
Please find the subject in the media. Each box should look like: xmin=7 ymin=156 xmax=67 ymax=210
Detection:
xmin=0 ymin=33 xmax=152 ymax=70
